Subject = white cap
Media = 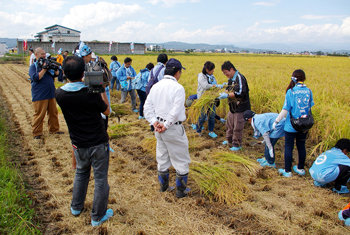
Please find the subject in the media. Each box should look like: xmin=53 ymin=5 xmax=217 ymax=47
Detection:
xmin=46 ymin=53 xmax=51 ymax=58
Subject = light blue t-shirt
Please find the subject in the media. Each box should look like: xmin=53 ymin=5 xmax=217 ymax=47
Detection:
xmin=253 ymin=113 xmax=285 ymax=139
xmin=309 ymin=147 xmax=350 ymax=183
xmin=282 ymin=83 xmax=314 ymax=133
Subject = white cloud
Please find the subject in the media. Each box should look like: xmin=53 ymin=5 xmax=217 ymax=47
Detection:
xmin=14 ymin=0 xmax=65 ymax=11
xmin=301 ymin=15 xmax=346 ymax=20
xmin=61 ymin=2 xmax=143 ymax=30
xmin=147 ymin=0 xmax=200 ymax=7
xmin=238 ymin=16 xmax=350 ymax=43
xmin=0 ymin=11 xmax=61 ymax=38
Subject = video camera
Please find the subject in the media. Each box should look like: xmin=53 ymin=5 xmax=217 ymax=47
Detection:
xmin=37 ymin=57 xmax=61 ymax=71
xmin=84 ymin=60 xmax=110 ymax=93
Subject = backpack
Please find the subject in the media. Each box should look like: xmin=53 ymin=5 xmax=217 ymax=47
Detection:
xmin=146 ymin=65 xmax=164 ymax=95
xmin=132 ymin=71 xmax=145 ymax=90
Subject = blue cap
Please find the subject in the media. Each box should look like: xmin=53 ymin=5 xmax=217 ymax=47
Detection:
xmin=166 ymin=58 xmax=185 ymax=70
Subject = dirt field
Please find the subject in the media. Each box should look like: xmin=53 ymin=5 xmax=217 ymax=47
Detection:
xmin=0 ymin=63 xmax=349 ymax=234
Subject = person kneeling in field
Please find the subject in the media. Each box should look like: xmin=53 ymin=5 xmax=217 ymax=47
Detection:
xmin=144 ymin=58 xmax=191 ymax=198
xmin=55 ymin=56 xmax=113 ymax=226
xmin=243 ymin=110 xmax=286 ymax=168
xmin=309 ymin=138 xmax=350 ymax=194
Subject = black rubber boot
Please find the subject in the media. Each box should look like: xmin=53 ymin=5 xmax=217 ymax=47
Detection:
xmin=175 ymin=173 xmax=189 ymax=198
xmin=158 ymin=170 xmax=169 ymax=192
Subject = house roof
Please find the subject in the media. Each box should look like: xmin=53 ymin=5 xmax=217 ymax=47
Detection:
xmin=44 ymin=24 xmax=81 ymax=33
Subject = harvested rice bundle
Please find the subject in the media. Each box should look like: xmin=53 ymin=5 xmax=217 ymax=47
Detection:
xmin=213 ymin=151 xmax=260 ymax=176
xmin=108 ymin=123 xmax=133 ymax=139
xmin=188 ymin=88 xmax=221 ymax=123
xmin=191 ymin=161 xmax=248 ymax=205
xmin=110 ymin=103 xmax=132 ymax=116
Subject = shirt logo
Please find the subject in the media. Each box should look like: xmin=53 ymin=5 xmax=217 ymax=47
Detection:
xmin=315 ymin=153 xmax=327 ymax=165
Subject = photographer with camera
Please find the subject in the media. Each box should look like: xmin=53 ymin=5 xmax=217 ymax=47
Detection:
xmin=29 ymin=47 xmax=63 ymax=139
xmin=55 ymin=55 xmax=113 ymax=226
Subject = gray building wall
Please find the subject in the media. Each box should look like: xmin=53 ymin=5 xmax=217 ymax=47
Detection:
xmin=17 ymin=40 xmax=145 ymax=55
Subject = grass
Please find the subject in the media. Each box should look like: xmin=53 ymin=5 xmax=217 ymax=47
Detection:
xmin=0 ymin=109 xmax=39 ymax=234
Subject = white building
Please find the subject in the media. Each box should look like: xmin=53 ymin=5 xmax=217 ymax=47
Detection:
xmin=0 ymin=42 xmax=8 ymax=55
xmin=34 ymin=25 xmax=81 ymax=43
xmin=149 ymin=44 xmax=163 ymax=51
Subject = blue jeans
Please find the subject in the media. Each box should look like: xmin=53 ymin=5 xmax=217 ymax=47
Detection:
xmin=284 ymin=131 xmax=308 ymax=172
xmin=196 ymin=105 xmax=216 ymax=133
xmin=110 ymin=76 xmax=119 ymax=91
xmin=71 ymin=142 xmax=110 ymax=221
xmin=137 ymin=89 xmax=147 ymax=117
xmin=264 ymin=138 xmax=279 ymax=164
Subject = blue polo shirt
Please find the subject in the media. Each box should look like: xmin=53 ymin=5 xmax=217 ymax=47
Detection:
xmin=29 ymin=63 xmax=57 ymax=102
xmin=309 ymin=147 xmax=350 ymax=183
xmin=282 ymin=83 xmax=314 ymax=133
xmin=253 ymin=113 xmax=285 ymax=139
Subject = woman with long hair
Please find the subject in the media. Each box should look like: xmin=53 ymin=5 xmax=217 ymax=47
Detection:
xmin=273 ymin=69 xmax=315 ymax=177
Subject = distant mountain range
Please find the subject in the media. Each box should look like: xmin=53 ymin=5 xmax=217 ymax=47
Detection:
xmin=2 ymin=37 xmax=348 ymax=53
xmin=0 ymin=38 xmax=17 ymax=48
xmin=146 ymin=41 xmax=350 ymax=53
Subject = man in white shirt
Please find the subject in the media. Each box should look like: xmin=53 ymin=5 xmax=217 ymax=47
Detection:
xmin=144 ymin=58 xmax=191 ymax=198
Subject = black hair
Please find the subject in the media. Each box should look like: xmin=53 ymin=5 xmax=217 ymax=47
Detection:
xmin=64 ymin=50 xmax=68 ymax=53
xmin=164 ymin=68 xmax=181 ymax=76
xmin=111 ymin=55 xmax=117 ymax=61
xmin=202 ymin=61 xmax=215 ymax=75
xmin=334 ymin=138 xmax=350 ymax=152
xmin=221 ymin=61 xmax=236 ymax=71
xmin=286 ymin=69 xmax=306 ymax=93
xmin=62 ymin=56 xmax=85 ymax=81
xmin=124 ymin=57 xmax=132 ymax=63
xmin=146 ymin=63 xmax=154 ymax=70
xmin=157 ymin=53 xmax=168 ymax=64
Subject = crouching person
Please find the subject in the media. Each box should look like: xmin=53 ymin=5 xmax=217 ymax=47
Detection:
xmin=243 ymin=110 xmax=286 ymax=168
xmin=144 ymin=58 xmax=191 ymax=198
xmin=309 ymin=138 xmax=350 ymax=194
xmin=55 ymin=56 xmax=113 ymax=226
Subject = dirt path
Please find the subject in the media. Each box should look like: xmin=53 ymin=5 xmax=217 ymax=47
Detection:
xmin=1 ymin=64 xmax=349 ymax=234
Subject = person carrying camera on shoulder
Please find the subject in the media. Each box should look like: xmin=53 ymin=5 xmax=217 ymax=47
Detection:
xmin=29 ymin=47 xmax=63 ymax=139
xmin=55 ymin=56 xmax=113 ymax=226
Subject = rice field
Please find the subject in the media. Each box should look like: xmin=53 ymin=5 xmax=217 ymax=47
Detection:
xmin=102 ymin=53 xmax=350 ymax=155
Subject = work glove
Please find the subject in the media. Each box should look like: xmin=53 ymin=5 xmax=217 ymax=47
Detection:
xmin=220 ymin=118 xmax=226 ymax=124
xmin=269 ymin=148 xmax=274 ymax=159
xmin=272 ymin=121 xmax=278 ymax=130
xmin=216 ymin=84 xmax=224 ymax=89
xmin=218 ymin=92 xmax=228 ymax=100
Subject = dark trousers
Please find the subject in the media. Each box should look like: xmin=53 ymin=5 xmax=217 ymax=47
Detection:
xmin=71 ymin=142 xmax=110 ymax=221
xmin=284 ymin=131 xmax=308 ymax=172
xmin=137 ymin=90 xmax=147 ymax=117
xmin=335 ymin=165 xmax=350 ymax=190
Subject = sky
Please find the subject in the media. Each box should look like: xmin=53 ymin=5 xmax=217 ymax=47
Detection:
xmin=0 ymin=0 xmax=349 ymax=46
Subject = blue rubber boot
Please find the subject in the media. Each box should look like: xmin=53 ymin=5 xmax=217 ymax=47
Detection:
xmin=158 ymin=170 xmax=170 ymax=192
xmin=176 ymin=173 xmax=190 ymax=198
